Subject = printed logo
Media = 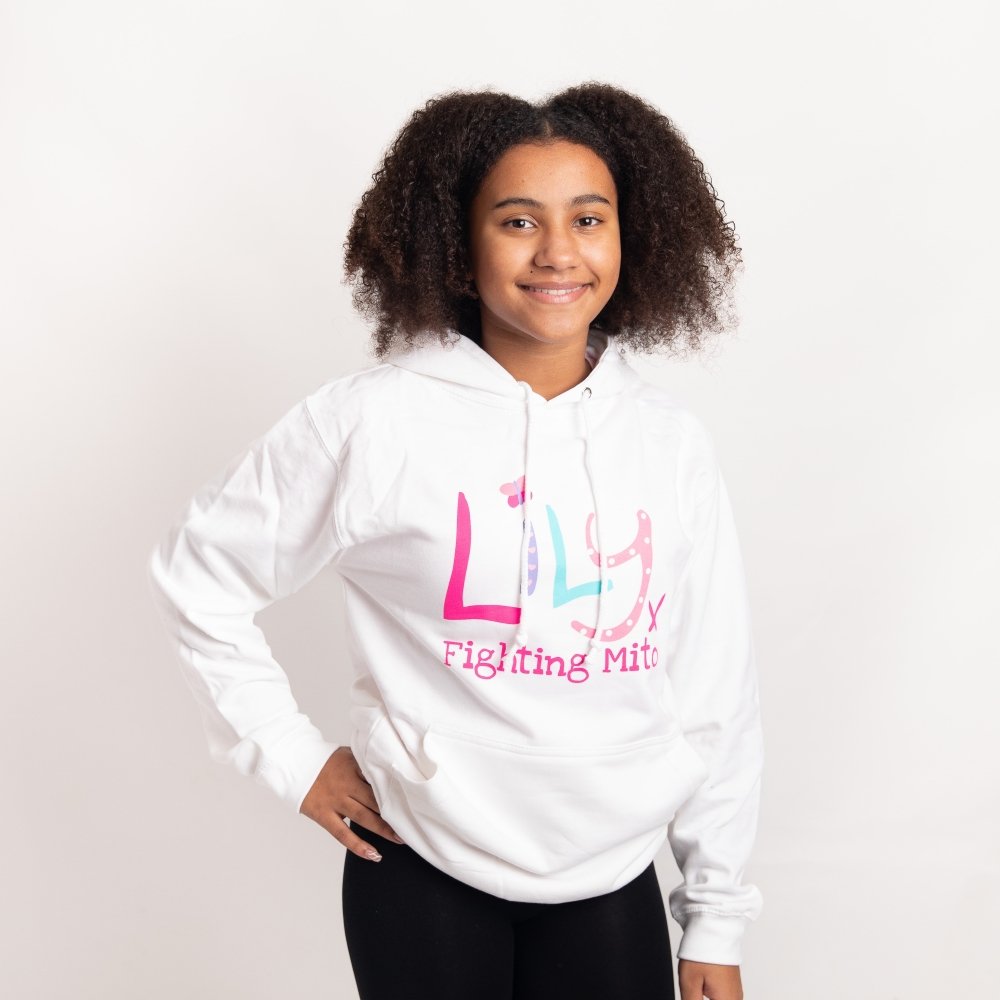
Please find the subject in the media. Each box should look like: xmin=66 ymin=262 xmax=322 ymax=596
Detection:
xmin=441 ymin=473 xmax=663 ymax=683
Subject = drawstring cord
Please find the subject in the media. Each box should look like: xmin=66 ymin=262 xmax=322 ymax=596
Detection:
xmin=512 ymin=382 xmax=534 ymax=651
xmin=580 ymin=386 xmax=606 ymax=667
xmin=513 ymin=379 xmax=606 ymax=666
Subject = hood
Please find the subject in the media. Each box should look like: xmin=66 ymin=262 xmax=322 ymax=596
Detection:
xmin=385 ymin=328 xmax=637 ymax=668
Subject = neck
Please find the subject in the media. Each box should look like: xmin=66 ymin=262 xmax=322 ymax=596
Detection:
xmin=480 ymin=328 xmax=592 ymax=401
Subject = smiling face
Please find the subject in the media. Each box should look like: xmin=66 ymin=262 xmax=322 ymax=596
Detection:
xmin=466 ymin=140 xmax=621 ymax=351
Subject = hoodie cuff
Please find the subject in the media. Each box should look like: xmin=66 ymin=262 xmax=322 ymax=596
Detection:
xmin=676 ymin=911 xmax=749 ymax=966
xmin=257 ymin=733 xmax=340 ymax=815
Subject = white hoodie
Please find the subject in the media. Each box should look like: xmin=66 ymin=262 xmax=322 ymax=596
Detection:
xmin=148 ymin=328 xmax=764 ymax=965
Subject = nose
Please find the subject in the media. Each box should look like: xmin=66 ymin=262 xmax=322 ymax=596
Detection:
xmin=532 ymin=224 xmax=581 ymax=271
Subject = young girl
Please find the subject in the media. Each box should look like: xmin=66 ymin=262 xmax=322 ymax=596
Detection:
xmin=149 ymin=82 xmax=764 ymax=1000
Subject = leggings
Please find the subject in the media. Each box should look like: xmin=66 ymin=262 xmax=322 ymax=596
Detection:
xmin=342 ymin=821 xmax=675 ymax=1000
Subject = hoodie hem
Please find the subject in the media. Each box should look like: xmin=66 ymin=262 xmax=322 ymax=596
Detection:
xmin=355 ymin=709 xmax=711 ymax=903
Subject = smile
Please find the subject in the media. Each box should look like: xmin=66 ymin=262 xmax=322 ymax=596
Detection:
xmin=518 ymin=284 xmax=590 ymax=303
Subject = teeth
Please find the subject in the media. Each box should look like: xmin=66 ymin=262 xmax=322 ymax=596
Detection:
xmin=524 ymin=285 xmax=584 ymax=295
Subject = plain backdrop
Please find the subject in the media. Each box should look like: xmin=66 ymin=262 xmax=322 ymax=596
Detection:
xmin=2 ymin=2 xmax=997 ymax=997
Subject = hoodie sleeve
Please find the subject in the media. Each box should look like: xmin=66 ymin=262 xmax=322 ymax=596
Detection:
xmin=663 ymin=418 xmax=765 ymax=966
xmin=147 ymin=395 xmax=344 ymax=815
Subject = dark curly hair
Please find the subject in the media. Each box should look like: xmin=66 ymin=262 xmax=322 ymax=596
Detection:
xmin=344 ymin=81 xmax=742 ymax=359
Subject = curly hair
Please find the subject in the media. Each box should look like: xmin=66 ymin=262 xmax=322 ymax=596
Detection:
xmin=343 ymin=81 xmax=742 ymax=359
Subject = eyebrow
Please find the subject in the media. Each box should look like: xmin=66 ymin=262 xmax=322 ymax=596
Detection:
xmin=491 ymin=194 xmax=613 ymax=210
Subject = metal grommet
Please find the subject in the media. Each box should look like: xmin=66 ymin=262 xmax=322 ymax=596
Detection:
xmin=581 ymin=386 xmax=592 ymax=398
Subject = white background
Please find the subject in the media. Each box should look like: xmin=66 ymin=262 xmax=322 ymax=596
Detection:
xmin=2 ymin=1 xmax=997 ymax=997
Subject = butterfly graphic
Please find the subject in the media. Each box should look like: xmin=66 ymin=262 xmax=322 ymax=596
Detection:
xmin=499 ymin=475 xmax=531 ymax=508
xmin=499 ymin=475 xmax=538 ymax=596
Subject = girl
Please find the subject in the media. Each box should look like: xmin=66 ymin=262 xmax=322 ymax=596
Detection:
xmin=149 ymin=82 xmax=764 ymax=1000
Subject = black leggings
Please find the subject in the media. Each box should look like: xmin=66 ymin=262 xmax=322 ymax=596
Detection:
xmin=342 ymin=821 xmax=675 ymax=1000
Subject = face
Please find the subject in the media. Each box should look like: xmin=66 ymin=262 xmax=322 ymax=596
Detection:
xmin=466 ymin=140 xmax=621 ymax=349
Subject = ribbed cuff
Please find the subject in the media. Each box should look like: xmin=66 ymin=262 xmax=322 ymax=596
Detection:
xmin=257 ymin=733 xmax=341 ymax=814
xmin=676 ymin=911 xmax=749 ymax=966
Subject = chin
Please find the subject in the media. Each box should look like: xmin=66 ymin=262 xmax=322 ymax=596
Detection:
xmin=521 ymin=315 xmax=597 ymax=339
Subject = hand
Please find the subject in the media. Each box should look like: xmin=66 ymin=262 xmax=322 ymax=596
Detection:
xmin=299 ymin=746 xmax=404 ymax=861
xmin=678 ymin=959 xmax=743 ymax=1000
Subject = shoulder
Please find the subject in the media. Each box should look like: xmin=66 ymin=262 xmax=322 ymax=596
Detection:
xmin=624 ymin=368 xmax=719 ymax=462
xmin=306 ymin=359 xmax=401 ymax=409
xmin=300 ymin=361 xmax=404 ymax=461
xmin=619 ymin=365 xmax=722 ymax=512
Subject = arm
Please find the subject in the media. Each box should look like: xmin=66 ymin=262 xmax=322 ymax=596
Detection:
xmin=146 ymin=396 xmax=343 ymax=814
xmin=664 ymin=419 xmax=765 ymax=967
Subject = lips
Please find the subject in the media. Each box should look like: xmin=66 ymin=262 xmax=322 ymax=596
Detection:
xmin=518 ymin=283 xmax=590 ymax=303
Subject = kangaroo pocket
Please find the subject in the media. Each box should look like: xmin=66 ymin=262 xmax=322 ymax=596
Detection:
xmin=367 ymin=718 xmax=711 ymax=878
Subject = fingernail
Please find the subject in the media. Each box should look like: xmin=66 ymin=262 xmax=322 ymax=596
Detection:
xmin=391 ymin=835 xmax=405 ymax=845
xmin=365 ymin=848 xmax=382 ymax=862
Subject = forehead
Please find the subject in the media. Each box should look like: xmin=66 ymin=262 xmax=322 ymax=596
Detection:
xmin=476 ymin=140 xmax=617 ymax=205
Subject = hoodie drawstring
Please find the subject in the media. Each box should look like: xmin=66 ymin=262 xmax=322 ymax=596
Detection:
xmin=512 ymin=382 xmax=534 ymax=651
xmin=579 ymin=387 xmax=606 ymax=667
xmin=513 ymin=379 xmax=605 ymax=667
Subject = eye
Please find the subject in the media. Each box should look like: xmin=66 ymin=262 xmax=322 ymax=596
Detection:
xmin=576 ymin=216 xmax=603 ymax=227
xmin=503 ymin=218 xmax=535 ymax=230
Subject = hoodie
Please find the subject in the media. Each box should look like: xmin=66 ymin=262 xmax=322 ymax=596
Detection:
xmin=147 ymin=328 xmax=764 ymax=966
